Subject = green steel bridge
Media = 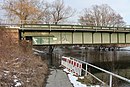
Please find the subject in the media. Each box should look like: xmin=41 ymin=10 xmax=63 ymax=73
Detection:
xmin=19 ymin=24 xmax=130 ymax=45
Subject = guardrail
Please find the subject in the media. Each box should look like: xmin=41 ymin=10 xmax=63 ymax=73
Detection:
xmin=21 ymin=24 xmax=130 ymax=31
xmin=1 ymin=20 xmax=130 ymax=32
xmin=0 ymin=19 xmax=130 ymax=31
xmin=61 ymin=56 xmax=130 ymax=87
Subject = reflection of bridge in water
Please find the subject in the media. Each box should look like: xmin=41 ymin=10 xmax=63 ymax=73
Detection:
xmin=19 ymin=24 xmax=130 ymax=45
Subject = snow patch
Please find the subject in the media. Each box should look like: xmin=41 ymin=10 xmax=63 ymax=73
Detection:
xmin=14 ymin=79 xmax=19 ymax=83
xmin=63 ymin=69 xmax=100 ymax=87
xmin=63 ymin=68 xmax=70 ymax=73
xmin=4 ymin=73 xmax=7 ymax=76
xmin=4 ymin=71 xmax=10 ymax=74
xmin=13 ymin=75 xmax=17 ymax=79
xmin=32 ymin=48 xmax=46 ymax=54
xmin=68 ymin=73 xmax=86 ymax=87
xmin=14 ymin=79 xmax=22 ymax=87
xmin=15 ymin=82 xmax=22 ymax=87
xmin=120 ymin=46 xmax=130 ymax=50
xmin=13 ymin=76 xmax=22 ymax=87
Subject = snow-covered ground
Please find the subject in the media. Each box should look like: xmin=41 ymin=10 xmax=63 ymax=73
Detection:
xmin=120 ymin=47 xmax=130 ymax=51
xmin=63 ymin=69 xmax=100 ymax=87
xmin=120 ymin=46 xmax=130 ymax=50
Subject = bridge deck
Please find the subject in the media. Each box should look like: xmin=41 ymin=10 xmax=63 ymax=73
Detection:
xmin=20 ymin=24 xmax=130 ymax=33
xmin=19 ymin=24 xmax=130 ymax=45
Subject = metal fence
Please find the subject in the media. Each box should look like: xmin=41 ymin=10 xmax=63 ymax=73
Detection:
xmin=61 ymin=56 xmax=130 ymax=87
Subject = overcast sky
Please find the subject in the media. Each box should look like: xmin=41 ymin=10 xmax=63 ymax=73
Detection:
xmin=47 ymin=0 xmax=130 ymax=25
xmin=1 ymin=0 xmax=130 ymax=25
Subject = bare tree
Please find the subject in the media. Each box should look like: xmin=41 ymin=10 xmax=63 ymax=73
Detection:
xmin=31 ymin=0 xmax=52 ymax=24
xmin=2 ymin=0 xmax=75 ymax=24
xmin=2 ymin=0 xmax=48 ymax=24
xmin=39 ymin=2 xmax=52 ymax=24
xmin=50 ymin=0 xmax=75 ymax=24
xmin=79 ymin=4 xmax=125 ymax=27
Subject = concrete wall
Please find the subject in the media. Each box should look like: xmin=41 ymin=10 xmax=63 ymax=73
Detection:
xmin=6 ymin=28 xmax=19 ymax=43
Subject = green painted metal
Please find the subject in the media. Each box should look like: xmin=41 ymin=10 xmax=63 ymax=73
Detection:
xmin=29 ymin=32 xmax=130 ymax=45
xmin=50 ymin=32 xmax=61 ymax=44
xmin=21 ymin=24 xmax=130 ymax=31
xmin=93 ymin=33 xmax=101 ymax=43
xmin=61 ymin=32 xmax=72 ymax=44
xmin=19 ymin=24 xmax=130 ymax=45
xmin=73 ymin=33 xmax=82 ymax=44
xmin=111 ymin=33 xmax=118 ymax=43
xmin=119 ymin=33 xmax=125 ymax=43
xmin=83 ymin=33 xmax=92 ymax=44
xmin=126 ymin=34 xmax=130 ymax=43
xmin=102 ymin=33 xmax=110 ymax=43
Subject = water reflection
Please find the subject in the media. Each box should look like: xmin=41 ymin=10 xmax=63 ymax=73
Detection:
xmin=35 ymin=46 xmax=130 ymax=86
xmin=62 ymin=46 xmax=130 ymax=75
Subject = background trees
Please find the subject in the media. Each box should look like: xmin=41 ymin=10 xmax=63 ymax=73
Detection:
xmin=79 ymin=4 xmax=125 ymax=27
xmin=50 ymin=0 xmax=75 ymax=24
xmin=2 ymin=0 xmax=40 ymax=23
xmin=2 ymin=0 xmax=75 ymax=24
xmin=1 ymin=1 xmax=126 ymax=26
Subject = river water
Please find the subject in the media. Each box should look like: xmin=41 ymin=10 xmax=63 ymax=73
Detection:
xmin=62 ymin=46 xmax=130 ymax=74
xmin=53 ymin=46 xmax=130 ymax=86
xmin=36 ymin=45 xmax=130 ymax=86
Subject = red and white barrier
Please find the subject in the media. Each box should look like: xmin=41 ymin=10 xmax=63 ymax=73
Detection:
xmin=61 ymin=56 xmax=130 ymax=86
xmin=61 ymin=56 xmax=82 ymax=76
xmin=61 ymin=56 xmax=69 ymax=68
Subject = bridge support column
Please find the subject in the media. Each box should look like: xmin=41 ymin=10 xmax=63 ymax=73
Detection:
xmin=48 ymin=45 xmax=54 ymax=66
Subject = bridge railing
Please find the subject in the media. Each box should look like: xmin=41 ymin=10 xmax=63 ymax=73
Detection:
xmin=61 ymin=56 xmax=130 ymax=87
xmin=21 ymin=24 xmax=130 ymax=31
xmin=1 ymin=19 xmax=130 ymax=31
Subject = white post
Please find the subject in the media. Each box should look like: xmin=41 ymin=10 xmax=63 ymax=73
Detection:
xmin=109 ymin=75 xmax=113 ymax=87
xmin=85 ymin=64 xmax=88 ymax=76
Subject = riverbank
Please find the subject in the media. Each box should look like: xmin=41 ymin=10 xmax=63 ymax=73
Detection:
xmin=63 ymin=69 xmax=100 ymax=87
xmin=0 ymin=28 xmax=48 ymax=87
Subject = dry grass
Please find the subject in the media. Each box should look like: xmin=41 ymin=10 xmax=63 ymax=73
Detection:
xmin=77 ymin=76 xmax=95 ymax=86
xmin=77 ymin=75 xmax=108 ymax=87
xmin=0 ymin=27 xmax=48 ymax=87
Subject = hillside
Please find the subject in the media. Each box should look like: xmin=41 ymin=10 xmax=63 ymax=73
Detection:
xmin=0 ymin=27 xmax=48 ymax=87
